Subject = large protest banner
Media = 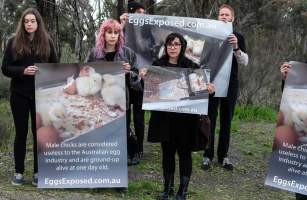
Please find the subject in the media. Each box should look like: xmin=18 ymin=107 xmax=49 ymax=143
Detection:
xmin=125 ymin=14 xmax=233 ymax=97
xmin=142 ymin=66 xmax=210 ymax=115
xmin=35 ymin=62 xmax=127 ymax=188
xmin=265 ymin=61 xmax=307 ymax=195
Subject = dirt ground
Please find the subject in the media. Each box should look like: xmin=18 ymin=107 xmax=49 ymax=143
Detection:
xmin=0 ymin=122 xmax=296 ymax=200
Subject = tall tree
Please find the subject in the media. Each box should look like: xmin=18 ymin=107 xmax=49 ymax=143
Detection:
xmin=117 ymin=0 xmax=124 ymax=19
xmin=35 ymin=0 xmax=60 ymax=58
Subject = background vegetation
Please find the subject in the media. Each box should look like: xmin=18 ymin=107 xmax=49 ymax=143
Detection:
xmin=0 ymin=0 xmax=306 ymax=199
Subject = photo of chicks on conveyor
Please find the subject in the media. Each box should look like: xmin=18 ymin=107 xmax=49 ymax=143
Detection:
xmin=157 ymin=35 xmax=205 ymax=65
xmin=144 ymin=66 xmax=209 ymax=102
xmin=35 ymin=65 xmax=125 ymax=149
xmin=274 ymin=88 xmax=307 ymax=150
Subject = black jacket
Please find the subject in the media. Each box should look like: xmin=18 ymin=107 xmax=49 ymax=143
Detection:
xmin=1 ymin=37 xmax=58 ymax=99
xmin=229 ymin=31 xmax=247 ymax=89
xmin=147 ymin=56 xmax=199 ymax=149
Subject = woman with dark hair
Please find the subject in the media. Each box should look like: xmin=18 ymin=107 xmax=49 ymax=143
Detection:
xmin=1 ymin=8 xmax=58 ymax=186
xmin=86 ymin=19 xmax=140 ymax=165
xmin=148 ymin=32 xmax=214 ymax=200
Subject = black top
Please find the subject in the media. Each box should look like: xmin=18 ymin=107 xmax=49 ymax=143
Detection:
xmin=1 ymin=37 xmax=58 ymax=99
xmin=147 ymin=56 xmax=199 ymax=148
xmin=105 ymin=51 xmax=116 ymax=61
xmin=152 ymin=55 xmax=199 ymax=69
xmin=229 ymin=31 xmax=247 ymax=89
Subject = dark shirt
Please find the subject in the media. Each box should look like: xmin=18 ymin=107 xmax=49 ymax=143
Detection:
xmin=229 ymin=32 xmax=247 ymax=89
xmin=1 ymin=37 xmax=58 ymax=99
xmin=105 ymin=51 xmax=116 ymax=61
xmin=147 ymin=56 xmax=199 ymax=146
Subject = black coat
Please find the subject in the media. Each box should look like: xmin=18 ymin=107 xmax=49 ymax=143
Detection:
xmin=1 ymin=37 xmax=58 ymax=99
xmin=147 ymin=56 xmax=199 ymax=149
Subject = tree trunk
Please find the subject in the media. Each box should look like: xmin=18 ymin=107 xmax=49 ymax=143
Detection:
xmin=72 ymin=0 xmax=83 ymax=62
xmin=35 ymin=0 xmax=61 ymax=59
xmin=148 ymin=0 xmax=155 ymax=14
xmin=117 ymin=0 xmax=124 ymax=19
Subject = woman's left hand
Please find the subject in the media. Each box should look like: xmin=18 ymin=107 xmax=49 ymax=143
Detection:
xmin=207 ymin=83 xmax=215 ymax=94
xmin=123 ymin=63 xmax=131 ymax=73
xmin=139 ymin=68 xmax=148 ymax=79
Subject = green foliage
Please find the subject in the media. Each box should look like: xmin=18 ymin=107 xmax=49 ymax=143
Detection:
xmin=60 ymin=43 xmax=78 ymax=63
xmin=128 ymin=180 xmax=161 ymax=199
xmin=0 ymin=100 xmax=14 ymax=151
xmin=0 ymin=74 xmax=10 ymax=99
xmin=144 ymin=111 xmax=151 ymax=124
xmin=233 ymin=106 xmax=277 ymax=123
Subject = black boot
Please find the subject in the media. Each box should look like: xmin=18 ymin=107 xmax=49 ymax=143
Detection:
xmin=174 ymin=176 xmax=189 ymax=200
xmin=158 ymin=173 xmax=174 ymax=200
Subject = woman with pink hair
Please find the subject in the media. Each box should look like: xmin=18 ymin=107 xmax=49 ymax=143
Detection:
xmin=86 ymin=18 xmax=140 ymax=165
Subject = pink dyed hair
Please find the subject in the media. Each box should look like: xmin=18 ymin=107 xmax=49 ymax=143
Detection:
xmin=95 ymin=19 xmax=125 ymax=58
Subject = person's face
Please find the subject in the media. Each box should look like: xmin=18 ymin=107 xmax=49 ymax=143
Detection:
xmin=105 ymin=28 xmax=120 ymax=48
xmin=166 ymin=37 xmax=182 ymax=59
xmin=24 ymin=14 xmax=38 ymax=34
xmin=218 ymin=8 xmax=234 ymax=22
xmin=135 ymin=8 xmax=145 ymax=14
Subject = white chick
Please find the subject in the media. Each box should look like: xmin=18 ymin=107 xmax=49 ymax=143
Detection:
xmin=184 ymin=35 xmax=205 ymax=57
xmin=192 ymin=40 xmax=205 ymax=56
xmin=184 ymin=35 xmax=194 ymax=50
xmin=101 ymin=74 xmax=126 ymax=111
xmin=37 ymin=102 xmax=66 ymax=128
xmin=291 ymin=104 xmax=307 ymax=135
xmin=282 ymin=103 xmax=307 ymax=137
xmin=79 ymin=66 xmax=96 ymax=77
xmin=76 ymin=72 xmax=102 ymax=96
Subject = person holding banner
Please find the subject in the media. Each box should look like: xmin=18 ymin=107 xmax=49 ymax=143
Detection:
xmin=86 ymin=19 xmax=141 ymax=165
xmin=121 ymin=1 xmax=147 ymax=165
xmin=120 ymin=1 xmax=145 ymax=28
xmin=202 ymin=4 xmax=249 ymax=171
xmin=280 ymin=62 xmax=307 ymax=200
xmin=1 ymin=8 xmax=58 ymax=186
xmin=147 ymin=32 xmax=214 ymax=200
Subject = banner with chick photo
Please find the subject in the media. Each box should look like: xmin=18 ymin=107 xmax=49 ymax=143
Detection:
xmin=125 ymin=14 xmax=233 ymax=97
xmin=35 ymin=62 xmax=127 ymax=188
xmin=142 ymin=66 xmax=210 ymax=115
xmin=265 ymin=61 xmax=307 ymax=195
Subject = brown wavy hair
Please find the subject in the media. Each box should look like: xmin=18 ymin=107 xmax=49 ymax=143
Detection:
xmin=13 ymin=8 xmax=51 ymax=61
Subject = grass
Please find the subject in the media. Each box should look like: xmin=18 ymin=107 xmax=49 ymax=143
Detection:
xmin=0 ymin=102 xmax=295 ymax=200
xmin=233 ymin=105 xmax=277 ymax=123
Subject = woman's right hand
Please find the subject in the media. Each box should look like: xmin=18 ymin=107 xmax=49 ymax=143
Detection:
xmin=280 ymin=62 xmax=291 ymax=80
xmin=24 ymin=65 xmax=38 ymax=75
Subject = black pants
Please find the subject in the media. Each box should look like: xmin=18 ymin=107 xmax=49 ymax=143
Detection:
xmin=161 ymin=141 xmax=192 ymax=177
xmin=296 ymin=193 xmax=307 ymax=200
xmin=126 ymin=88 xmax=144 ymax=154
xmin=204 ymin=87 xmax=238 ymax=162
xmin=10 ymin=92 xmax=37 ymax=174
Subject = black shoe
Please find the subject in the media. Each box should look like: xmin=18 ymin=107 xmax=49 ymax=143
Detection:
xmin=158 ymin=173 xmax=174 ymax=200
xmin=201 ymin=157 xmax=211 ymax=170
xmin=130 ymin=154 xmax=140 ymax=165
xmin=174 ymin=176 xmax=189 ymax=200
xmin=220 ymin=157 xmax=234 ymax=171
xmin=116 ymin=187 xmax=128 ymax=193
